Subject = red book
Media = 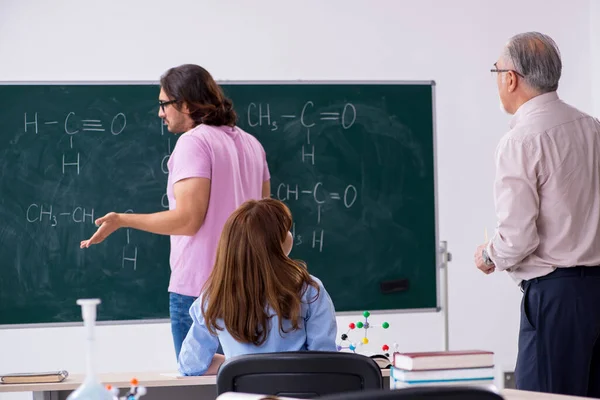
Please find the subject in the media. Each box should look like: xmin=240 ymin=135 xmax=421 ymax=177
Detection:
xmin=393 ymin=350 xmax=494 ymax=371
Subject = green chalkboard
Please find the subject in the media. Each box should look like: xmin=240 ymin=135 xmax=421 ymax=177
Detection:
xmin=0 ymin=82 xmax=438 ymax=326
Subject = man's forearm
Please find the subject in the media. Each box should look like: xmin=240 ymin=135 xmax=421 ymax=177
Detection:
xmin=119 ymin=210 xmax=198 ymax=236
xmin=488 ymin=230 xmax=539 ymax=271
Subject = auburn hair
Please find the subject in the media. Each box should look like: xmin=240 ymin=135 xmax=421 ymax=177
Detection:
xmin=159 ymin=64 xmax=237 ymax=127
xmin=201 ymin=198 xmax=320 ymax=345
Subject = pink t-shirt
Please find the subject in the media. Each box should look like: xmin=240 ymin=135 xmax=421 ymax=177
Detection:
xmin=166 ymin=124 xmax=270 ymax=297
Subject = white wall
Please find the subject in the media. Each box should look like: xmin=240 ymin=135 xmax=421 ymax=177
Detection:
xmin=0 ymin=1 xmax=594 ymax=398
xmin=593 ymin=0 xmax=600 ymax=117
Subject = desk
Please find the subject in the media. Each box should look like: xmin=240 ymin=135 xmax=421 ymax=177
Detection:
xmin=0 ymin=372 xmax=218 ymax=400
xmin=0 ymin=371 xmax=593 ymax=400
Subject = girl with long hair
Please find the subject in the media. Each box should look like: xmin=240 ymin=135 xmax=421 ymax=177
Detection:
xmin=178 ymin=198 xmax=337 ymax=375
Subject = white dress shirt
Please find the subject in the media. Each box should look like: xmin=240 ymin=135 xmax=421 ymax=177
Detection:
xmin=487 ymin=91 xmax=600 ymax=284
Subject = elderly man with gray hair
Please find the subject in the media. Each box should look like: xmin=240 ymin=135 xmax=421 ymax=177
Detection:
xmin=474 ymin=32 xmax=600 ymax=396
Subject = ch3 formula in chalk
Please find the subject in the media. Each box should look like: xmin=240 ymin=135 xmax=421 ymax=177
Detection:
xmin=246 ymin=101 xmax=357 ymax=131
xmin=26 ymin=204 xmax=95 ymax=227
xmin=26 ymin=204 xmax=139 ymax=270
xmin=23 ymin=111 xmax=127 ymax=175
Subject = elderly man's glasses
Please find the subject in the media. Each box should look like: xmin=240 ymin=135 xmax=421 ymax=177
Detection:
xmin=491 ymin=63 xmax=525 ymax=78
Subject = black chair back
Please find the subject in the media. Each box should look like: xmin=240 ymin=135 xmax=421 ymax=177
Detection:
xmin=216 ymin=351 xmax=383 ymax=398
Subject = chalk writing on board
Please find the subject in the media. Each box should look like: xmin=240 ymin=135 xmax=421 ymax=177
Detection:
xmin=62 ymin=152 xmax=80 ymax=175
xmin=247 ymin=101 xmax=357 ymax=131
xmin=278 ymin=181 xmax=357 ymax=253
xmin=110 ymin=113 xmax=127 ymax=135
xmin=160 ymin=134 xmax=173 ymax=209
xmin=26 ymin=203 xmax=95 ymax=227
xmin=289 ymin=223 xmax=324 ymax=252
xmin=25 ymin=203 xmax=140 ymax=269
xmin=24 ymin=111 xmax=128 ymax=176
xmin=161 ymin=137 xmax=173 ymax=174
xmin=276 ymin=182 xmax=358 ymax=209
xmin=312 ymin=229 xmax=324 ymax=252
xmin=123 ymin=209 xmax=138 ymax=270
xmin=245 ymin=101 xmax=360 ymax=252
xmin=24 ymin=112 xmax=127 ymax=136
xmin=21 ymin=100 xmax=356 ymax=257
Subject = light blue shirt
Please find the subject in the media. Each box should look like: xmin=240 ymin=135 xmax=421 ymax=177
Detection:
xmin=178 ymin=275 xmax=338 ymax=376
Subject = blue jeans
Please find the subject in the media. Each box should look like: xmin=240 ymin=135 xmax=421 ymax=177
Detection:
xmin=169 ymin=292 xmax=223 ymax=361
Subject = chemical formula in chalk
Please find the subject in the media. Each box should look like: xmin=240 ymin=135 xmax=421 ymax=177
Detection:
xmin=25 ymin=204 xmax=139 ymax=270
xmin=246 ymin=101 xmax=357 ymax=132
xmin=246 ymin=100 xmax=361 ymax=254
xmin=26 ymin=204 xmax=95 ymax=227
xmin=24 ymin=111 xmax=127 ymax=176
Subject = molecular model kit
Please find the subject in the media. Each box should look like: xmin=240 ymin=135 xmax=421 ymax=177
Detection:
xmin=107 ymin=379 xmax=147 ymax=400
xmin=337 ymin=311 xmax=392 ymax=354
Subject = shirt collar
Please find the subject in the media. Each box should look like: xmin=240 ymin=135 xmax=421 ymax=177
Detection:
xmin=509 ymin=91 xmax=559 ymax=128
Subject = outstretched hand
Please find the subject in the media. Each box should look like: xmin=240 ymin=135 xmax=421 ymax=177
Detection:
xmin=80 ymin=212 xmax=122 ymax=248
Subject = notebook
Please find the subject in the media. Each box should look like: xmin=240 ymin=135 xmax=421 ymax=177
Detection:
xmin=0 ymin=371 xmax=69 ymax=384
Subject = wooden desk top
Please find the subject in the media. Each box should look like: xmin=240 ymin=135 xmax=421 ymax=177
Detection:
xmin=0 ymin=371 xmax=216 ymax=392
xmin=0 ymin=371 xmax=593 ymax=399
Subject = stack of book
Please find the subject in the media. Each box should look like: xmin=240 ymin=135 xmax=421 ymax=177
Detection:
xmin=390 ymin=350 xmax=495 ymax=389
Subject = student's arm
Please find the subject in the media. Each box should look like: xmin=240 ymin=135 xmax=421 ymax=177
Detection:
xmin=80 ymin=135 xmax=211 ymax=248
xmin=204 ymin=354 xmax=226 ymax=375
xmin=178 ymin=299 xmax=221 ymax=376
xmin=305 ymin=278 xmax=338 ymax=351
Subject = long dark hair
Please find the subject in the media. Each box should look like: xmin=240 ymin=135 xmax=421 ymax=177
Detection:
xmin=160 ymin=64 xmax=237 ymax=127
xmin=201 ymin=199 xmax=320 ymax=346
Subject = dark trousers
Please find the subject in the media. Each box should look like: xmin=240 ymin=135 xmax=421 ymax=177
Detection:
xmin=515 ymin=266 xmax=600 ymax=397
